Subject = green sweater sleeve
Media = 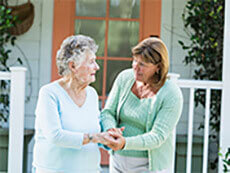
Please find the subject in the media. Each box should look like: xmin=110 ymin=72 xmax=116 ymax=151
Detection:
xmin=124 ymin=92 xmax=183 ymax=150
xmin=100 ymin=73 xmax=122 ymax=132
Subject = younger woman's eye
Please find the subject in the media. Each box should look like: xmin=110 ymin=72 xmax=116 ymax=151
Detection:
xmin=139 ymin=62 xmax=145 ymax=66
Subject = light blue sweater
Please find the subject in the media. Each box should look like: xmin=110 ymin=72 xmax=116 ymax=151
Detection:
xmin=32 ymin=81 xmax=101 ymax=172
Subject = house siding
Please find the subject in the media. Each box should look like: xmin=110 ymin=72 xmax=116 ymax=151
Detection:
xmin=161 ymin=0 xmax=204 ymax=137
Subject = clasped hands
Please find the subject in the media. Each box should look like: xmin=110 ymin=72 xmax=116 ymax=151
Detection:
xmin=93 ymin=127 xmax=125 ymax=151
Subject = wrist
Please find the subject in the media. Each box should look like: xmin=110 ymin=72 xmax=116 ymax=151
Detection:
xmin=83 ymin=134 xmax=90 ymax=145
xmin=88 ymin=133 xmax=94 ymax=143
xmin=121 ymin=137 xmax=126 ymax=150
xmin=83 ymin=133 xmax=94 ymax=144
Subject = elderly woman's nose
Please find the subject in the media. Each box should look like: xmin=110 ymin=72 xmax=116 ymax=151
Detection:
xmin=95 ymin=62 xmax=100 ymax=70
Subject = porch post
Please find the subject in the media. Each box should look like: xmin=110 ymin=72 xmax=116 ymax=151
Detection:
xmin=168 ymin=73 xmax=180 ymax=173
xmin=8 ymin=67 xmax=27 ymax=173
xmin=219 ymin=0 xmax=230 ymax=172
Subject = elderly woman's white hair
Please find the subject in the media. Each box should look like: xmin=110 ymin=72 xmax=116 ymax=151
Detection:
xmin=56 ymin=35 xmax=98 ymax=76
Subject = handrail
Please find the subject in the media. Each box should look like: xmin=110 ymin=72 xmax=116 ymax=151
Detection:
xmin=177 ymin=79 xmax=223 ymax=89
xmin=0 ymin=72 xmax=11 ymax=80
xmin=169 ymin=74 xmax=223 ymax=173
xmin=175 ymin=78 xmax=222 ymax=173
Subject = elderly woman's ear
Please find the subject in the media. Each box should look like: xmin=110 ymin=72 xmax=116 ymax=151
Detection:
xmin=68 ymin=61 xmax=77 ymax=73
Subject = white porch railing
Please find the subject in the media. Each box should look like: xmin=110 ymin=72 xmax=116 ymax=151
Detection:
xmin=170 ymin=74 xmax=223 ymax=173
xmin=0 ymin=67 xmax=27 ymax=173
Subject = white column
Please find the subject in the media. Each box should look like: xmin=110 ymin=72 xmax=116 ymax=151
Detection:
xmin=168 ymin=73 xmax=180 ymax=173
xmin=40 ymin=0 xmax=53 ymax=87
xmin=219 ymin=0 xmax=230 ymax=172
xmin=8 ymin=67 xmax=27 ymax=173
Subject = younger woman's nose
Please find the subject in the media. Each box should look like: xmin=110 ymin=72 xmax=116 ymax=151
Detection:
xmin=132 ymin=61 xmax=138 ymax=70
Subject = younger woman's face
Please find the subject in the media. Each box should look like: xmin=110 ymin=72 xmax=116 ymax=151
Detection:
xmin=132 ymin=55 xmax=159 ymax=83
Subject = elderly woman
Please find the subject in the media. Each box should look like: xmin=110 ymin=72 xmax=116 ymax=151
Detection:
xmin=32 ymin=35 xmax=110 ymax=173
xmin=100 ymin=37 xmax=183 ymax=173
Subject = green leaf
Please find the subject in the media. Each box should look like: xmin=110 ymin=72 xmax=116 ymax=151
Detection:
xmin=217 ymin=6 xmax=223 ymax=13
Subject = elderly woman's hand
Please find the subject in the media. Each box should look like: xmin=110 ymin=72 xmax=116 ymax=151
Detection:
xmin=91 ymin=132 xmax=116 ymax=145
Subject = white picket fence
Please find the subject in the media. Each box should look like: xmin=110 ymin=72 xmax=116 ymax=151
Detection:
xmin=0 ymin=67 xmax=26 ymax=173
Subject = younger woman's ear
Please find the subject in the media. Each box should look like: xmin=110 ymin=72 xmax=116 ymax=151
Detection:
xmin=156 ymin=64 xmax=160 ymax=73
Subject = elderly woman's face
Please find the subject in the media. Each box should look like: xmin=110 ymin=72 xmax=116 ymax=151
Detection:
xmin=73 ymin=50 xmax=99 ymax=84
xmin=132 ymin=55 xmax=159 ymax=83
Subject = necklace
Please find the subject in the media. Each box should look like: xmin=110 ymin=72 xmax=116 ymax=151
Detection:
xmin=133 ymin=82 xmax=157 ymax=99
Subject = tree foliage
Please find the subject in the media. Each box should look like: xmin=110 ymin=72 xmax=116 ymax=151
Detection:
xmin=179 ymin=0 xmax=224 ymax=132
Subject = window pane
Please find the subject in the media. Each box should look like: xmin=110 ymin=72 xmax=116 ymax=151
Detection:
xmin=110 ymin=0 xmax=140 ymax=18
xmin=90 ymin=60 xmax=103 ymax=96
xmin=106 ymin=60 xmax=132 ymax=94
xmin=75 ymin=20 xmax=105 ymax=57
xmin=76 ymin=0 xmax=106 ymax=17
xmin=108 ymin=21 xmax=139 ymax=57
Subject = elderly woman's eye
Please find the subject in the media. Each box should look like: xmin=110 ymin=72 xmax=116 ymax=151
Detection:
xmin=90 ymin=59 xmax=95 ymax=64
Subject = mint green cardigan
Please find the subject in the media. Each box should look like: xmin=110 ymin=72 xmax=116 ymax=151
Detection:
xmin=100 ymin=69 xmax=183 ymax=171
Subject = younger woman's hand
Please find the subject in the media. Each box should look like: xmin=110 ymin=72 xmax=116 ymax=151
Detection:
xmin=107 ymin=127 xmax=125 ymax=135
xmin=106 ymin=131 xmax=126 ymax=151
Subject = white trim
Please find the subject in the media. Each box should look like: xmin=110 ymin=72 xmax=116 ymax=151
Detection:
xmin=7 ymin=67 xmax=27 ymax=173
xmin=0 ymin=72 xmax=11 ymax=80
xmin=219 ymin=0 xmax=230 ymax=172
xmin=177 ymin=79 xmax=223 ymax=89
xmin=168 ymin=73 xmax=180 ymax=173
xmin=202 ymin=88 xmax=211 ymax=173
xmin=160 ymin=0 xmax=173 ymax=61
xmin=39 ymin=0 xmax=54 ymax=87
xmin=186 ymin=88 xmax=195 ymax=173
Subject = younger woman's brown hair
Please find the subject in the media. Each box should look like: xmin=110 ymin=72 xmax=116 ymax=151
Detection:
xmin=132 ymin=37 xmax=169 ymax=90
